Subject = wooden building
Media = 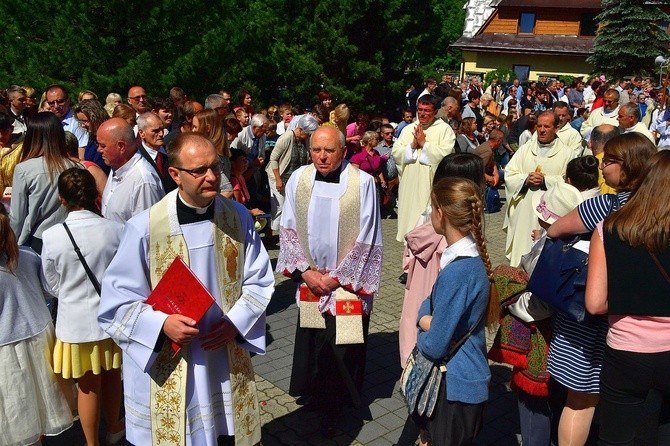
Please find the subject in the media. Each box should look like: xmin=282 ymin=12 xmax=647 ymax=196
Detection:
xmin=451 ymin=0 xmax=601 ymax=81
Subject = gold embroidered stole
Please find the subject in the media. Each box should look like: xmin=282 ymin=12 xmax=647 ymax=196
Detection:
xmin=295 ymin=164 xmax=364 ymax=343
xmin=148 ymin=191 xmax=261 ymax=446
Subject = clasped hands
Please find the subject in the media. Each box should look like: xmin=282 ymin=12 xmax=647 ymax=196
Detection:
xmin=525 ymin=171 xmax=545 ymax=187
xmin=302 ymin=269 xmax=339 ymax=296
xmin=162 ymin=314 xmax=238 ymax=351
xmin=411 ymin=125 xmax=426 ymax=150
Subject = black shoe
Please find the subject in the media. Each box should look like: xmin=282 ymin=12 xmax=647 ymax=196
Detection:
xmin=398 ymin=272 xmax=408 ymax=284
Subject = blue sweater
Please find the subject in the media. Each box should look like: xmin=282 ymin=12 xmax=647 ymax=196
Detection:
xmin=416 ymin=256 xmax=490 ymax=404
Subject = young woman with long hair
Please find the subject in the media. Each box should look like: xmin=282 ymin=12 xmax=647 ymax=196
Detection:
xmin=0 ymin=205 xmax=73 ymax=444
xmin=413 ymin=177 xmax=498 ymax=445
xmin=10 ymin=112 xmax=80 ymax=252
xmin=546 ymin=132 xmax=658 ymax=446
xmin=586 ymin=150 xmax=670 ymax=445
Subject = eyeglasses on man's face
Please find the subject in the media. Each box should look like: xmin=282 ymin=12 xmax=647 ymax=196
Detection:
xmin=174 ymin=162 xmax=223 ymax=178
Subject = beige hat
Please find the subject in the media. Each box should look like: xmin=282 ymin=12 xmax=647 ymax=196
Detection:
xmin=532 ymin=182 xmax=584 ymax=224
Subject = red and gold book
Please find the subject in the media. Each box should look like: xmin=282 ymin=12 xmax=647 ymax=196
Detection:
xmin=146 ymin=256 xmax=215 ymax=354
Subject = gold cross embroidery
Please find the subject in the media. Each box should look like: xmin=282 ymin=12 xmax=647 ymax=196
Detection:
xmin=342 ymin=301 xmax=354 ymax=314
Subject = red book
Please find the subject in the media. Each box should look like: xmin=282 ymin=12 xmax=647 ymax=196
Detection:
xmin=146 ymin=256 xmax=215 ymax=354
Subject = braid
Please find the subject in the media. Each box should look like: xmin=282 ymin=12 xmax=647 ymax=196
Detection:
xmin=470 ymin=197 xmax=500 ymax=327
xmin=58 ymin=168 xmax=100 ymax=214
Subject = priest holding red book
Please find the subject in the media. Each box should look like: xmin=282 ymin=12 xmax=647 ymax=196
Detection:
xmin=99 ymin=132 xmax=274 ymax=446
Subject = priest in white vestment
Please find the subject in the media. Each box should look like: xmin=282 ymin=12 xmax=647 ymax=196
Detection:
xmin=99 ymin=133 xmax=274 ymax=446
xmin=580 ymin=89 xmax=620 ymax=139
xmin=554 ymin=101 xmax=587 ymax=157
xmin=618 ymin=102 xmax=656 ymax=144
xmin=393 ymin=95 xmax=455 ymax=242
xmin=504 ymin=111 xmax=575 ymax=266
xmin=277 ymin=126 xmax=382 ymax=437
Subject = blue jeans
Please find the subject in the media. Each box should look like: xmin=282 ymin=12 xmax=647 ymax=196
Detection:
xmin=517 ymin=392 xmax=552 ymax=446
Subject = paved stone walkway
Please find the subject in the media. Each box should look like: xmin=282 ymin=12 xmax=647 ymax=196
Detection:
xmin=47 ymin=200 xmax=521 ymax=446
xmin=256 ymin=206 xmax=520 ymax=445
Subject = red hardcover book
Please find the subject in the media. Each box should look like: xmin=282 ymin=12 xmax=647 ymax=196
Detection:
xmin=145 ymin=256 xmax=215 ymax=354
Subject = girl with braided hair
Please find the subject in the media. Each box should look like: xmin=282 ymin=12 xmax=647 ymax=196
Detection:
xmin=41 ymin=168 xmax=126 ymax=446
xmin=414 ymin=176 xmax=497 ymax=446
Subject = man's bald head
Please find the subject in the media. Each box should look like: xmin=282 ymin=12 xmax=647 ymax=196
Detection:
xmin=167 ymin=132 xmax=215 ymax=168
xmin=309 ymin=126 xmax=346 ymax=176
xmin=127 ymin=86 xmax=149 ymax=114
xmin=97 ymin=118 xmax=137 ymax=169
xmin=590 ymin=124 xmax=622 ymax=154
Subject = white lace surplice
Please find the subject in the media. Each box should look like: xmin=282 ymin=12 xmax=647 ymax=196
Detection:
xmin=277 ymin=163 xmax=383 ymax=315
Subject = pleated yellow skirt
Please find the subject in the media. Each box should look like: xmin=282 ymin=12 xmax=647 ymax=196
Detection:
xmin=53 ymin=338 xmax=122 ymax=379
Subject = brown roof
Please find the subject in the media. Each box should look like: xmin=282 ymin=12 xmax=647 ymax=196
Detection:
xmin=497 ymin=0 xmax=601 ymax=8
xmin=452 ymin=34 xmax=594 ymax=56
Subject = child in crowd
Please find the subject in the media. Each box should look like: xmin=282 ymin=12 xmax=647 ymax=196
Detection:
xmin=0 ymin=205 xmax=72 ymax=445
xmin=413 ymin=177 xmax=498 ymax=445
xmin=41 ymin=168 xmax=125 ymax=446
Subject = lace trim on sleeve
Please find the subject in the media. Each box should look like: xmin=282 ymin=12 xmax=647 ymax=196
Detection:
xmin=330 ymin=242 xmax=383 ymax=295
xmin=276 ymin=227 xmax=311 ymax=276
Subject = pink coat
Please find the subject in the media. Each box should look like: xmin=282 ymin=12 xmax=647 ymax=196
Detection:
xmin=398 ymin=221 xmax=447 ymax=367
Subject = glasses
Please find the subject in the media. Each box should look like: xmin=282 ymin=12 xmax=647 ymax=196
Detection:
xmin=174 ymin=162 xmax=223 ymax=178
xmin=601 ymin=156 xmax=622 ymax=167
xmin=129 ymin=95 xmax=148 ymax=101
xmin=46 ymin=98 xmax=67 ymax=107
xmin=382 ymin=131 xmax=394 ymax=135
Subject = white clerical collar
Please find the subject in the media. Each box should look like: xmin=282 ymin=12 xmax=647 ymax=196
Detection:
xmin=177 ymin=192 xmax=211 ymax=214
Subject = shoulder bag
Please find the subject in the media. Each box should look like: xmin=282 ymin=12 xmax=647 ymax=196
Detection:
xmin=527 ymin=195 xmax=620 ymax=322
xmin=400 ymin=257 xmax=485 ymax=418
xmin=63 ymin=222 xmax=101 ymax=296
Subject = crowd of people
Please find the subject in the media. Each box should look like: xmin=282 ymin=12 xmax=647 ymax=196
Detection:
xmin=0 ymin=72 xmax=669 ymax=446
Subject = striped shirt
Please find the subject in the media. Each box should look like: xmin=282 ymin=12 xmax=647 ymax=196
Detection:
xmin=578 ymin=191 xmax=630 ymax=231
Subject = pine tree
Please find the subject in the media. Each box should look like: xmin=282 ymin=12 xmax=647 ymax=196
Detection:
xmin=587 ymin=0 xmax=670 ymax=79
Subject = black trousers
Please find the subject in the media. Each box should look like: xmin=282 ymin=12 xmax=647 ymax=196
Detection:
xmin=598 ymin=345 xmax=670 ymax=445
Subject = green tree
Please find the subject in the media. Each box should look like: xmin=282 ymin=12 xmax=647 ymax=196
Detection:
xmin=0 ymin=0 xmax=468 ymax=117
xmin=587 ymin=0 xmax=670 ymax=80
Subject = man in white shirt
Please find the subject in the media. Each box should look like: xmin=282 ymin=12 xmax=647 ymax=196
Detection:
xmin=580 ymin=89 xmax=620 ymax=139
xmin=97 ymin=118 xmax=164 ymax=223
